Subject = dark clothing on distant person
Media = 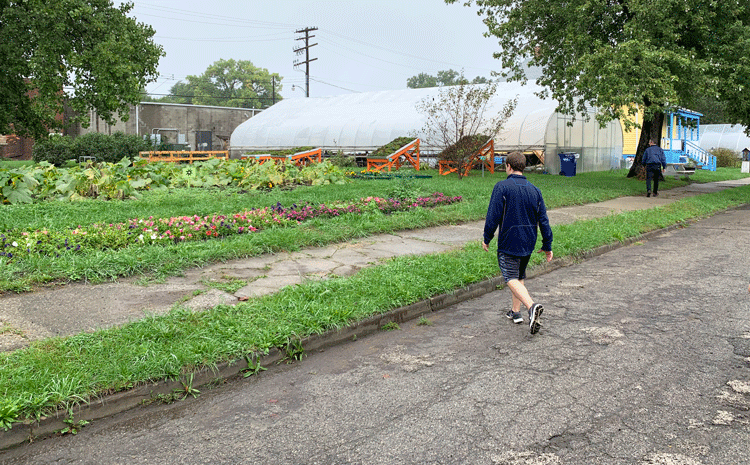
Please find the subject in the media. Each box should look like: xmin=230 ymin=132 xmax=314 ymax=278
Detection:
xmin=645 ymin=163 xmax=663 ymax=195
xmin=642 ymin=143 xmax=667 ymax=195
xmin=642 ymin=144 xmax=666 ymax=168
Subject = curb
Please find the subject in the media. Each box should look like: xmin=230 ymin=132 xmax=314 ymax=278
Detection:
xmin=0 ymin=210 xmax=731 ymax=451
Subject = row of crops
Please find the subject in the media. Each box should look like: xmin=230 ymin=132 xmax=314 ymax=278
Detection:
xmin=0 ymin=157 xmax=350 ymax=205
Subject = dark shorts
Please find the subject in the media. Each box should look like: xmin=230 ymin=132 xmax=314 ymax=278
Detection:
xmin=497 ymin=252 xmax=531 ymax=282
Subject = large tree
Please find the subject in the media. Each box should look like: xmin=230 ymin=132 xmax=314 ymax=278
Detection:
xmin=407 ymin=69 xmax=489 ymax=88
xmin=161 ymin=59 xmax=282 ymax=109
xmin=0 ymin=0 xmax=164 ymax=139
xmin=448 ymin=0 xmax=750 ymax=174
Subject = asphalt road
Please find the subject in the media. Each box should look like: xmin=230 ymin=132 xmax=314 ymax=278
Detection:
xmin=2 ymin=207 xmax=749 ymax=465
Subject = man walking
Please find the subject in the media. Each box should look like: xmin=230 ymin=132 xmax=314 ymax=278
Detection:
xmin=482 ymin=152 xmax=553 ymax=334
xmin=642 ymin=139 xmax=666 ymax=197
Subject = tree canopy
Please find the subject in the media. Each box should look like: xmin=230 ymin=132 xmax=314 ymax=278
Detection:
xmin=0 ymin=0 xmax=164 ymax=139
xmin=447 ymin=0 xmax=750 ymax=133
xmin=159 ymin=59 xmax=282 ymax=109
xmin=407 ymin=69 xmax=489 ymax=88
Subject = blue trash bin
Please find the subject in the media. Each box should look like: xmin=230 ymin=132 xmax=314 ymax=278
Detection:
xmin=558 ymin=152 xmax=577 ymax=176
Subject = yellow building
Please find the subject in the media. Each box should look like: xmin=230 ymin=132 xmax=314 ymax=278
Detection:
xmin=620 ymin=107 xmax=715 ymax=170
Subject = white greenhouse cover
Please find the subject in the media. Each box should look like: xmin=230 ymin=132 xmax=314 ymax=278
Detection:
xmin=699 ymin=124 xmax=750 ymax=153
xmin=230 ymin=82 xmax=559 ymax=152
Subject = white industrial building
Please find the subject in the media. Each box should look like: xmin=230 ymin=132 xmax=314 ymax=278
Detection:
xmin=230 ymin=81 xmax=623 ymax=174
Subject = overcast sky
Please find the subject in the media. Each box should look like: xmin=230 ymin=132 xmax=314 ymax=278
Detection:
xmin=125 ymin=0 xmax=503 ymax=101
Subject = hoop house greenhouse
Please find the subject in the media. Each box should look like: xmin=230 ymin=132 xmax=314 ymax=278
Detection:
xmin=230 ymin=81 xmax=623 ymax=174
xmin=699 ymin=124 xmax=750 ymax=153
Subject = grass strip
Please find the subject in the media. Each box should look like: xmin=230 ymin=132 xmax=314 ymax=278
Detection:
xmin=1 ymin=168 xmax=746 ymax=293
xmin=1 ymin=185 xmax=748 ymax=426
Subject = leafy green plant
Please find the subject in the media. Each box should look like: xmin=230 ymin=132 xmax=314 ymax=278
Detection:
xmin=59 ymin=413 xmax=90 ymax=435
xmin=299 ymin=160 xmax=350 ymax=186
xmin=32 ymin=135 xmax=75 ymax=166
xmin=386 ymin=176 xmax=424 ymax=200
xmin=0 ymin=165 xmax=39 ymax=204
xmin=417 ymin=317 xmax=433 ymax=326
xmin=0 ymin=398 xmax=20 ymax=431
xmin=243 ymin=354 xmax=267 ymax=377
xmin=204 ymin=278 xmax=248 ymax=294
xmin=710 ymin=148 xmax=741 ymax=168
xmin=327 ymin=150 xmax=357 ymax=168
xmin=381 ymin=321 xmax=401 ymax=331
xmin=284 ymin=340 xmax=304 ymax=361
xmin=173 ymin=373 xmax=200 ymax=400
xmin=0 ymin=322 xmax=25 ymax=337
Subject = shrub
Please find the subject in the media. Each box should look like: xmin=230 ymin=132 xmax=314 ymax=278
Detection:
xmin=711 ymin=147 xmax=741 ymax=168
xmin=327 ymin=150 xmax=357 ymax=168
xmin=73 ymin=133 xmax=117 ymax=164
xmin=32 ymin=135 xmax=75 ymax=166
xmin=112 ymin=132 xmax=151 ymax=162
xmin=69 ymin=132 xmax=151 ymax=164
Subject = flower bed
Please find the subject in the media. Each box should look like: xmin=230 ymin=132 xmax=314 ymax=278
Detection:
xmin=0 ymin=193 xmax=461 ymax=261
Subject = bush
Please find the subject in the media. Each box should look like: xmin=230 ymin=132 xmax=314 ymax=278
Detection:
xmin=33 ymin=133 xmax=151 ymax=166
xmin=327 ymin=150 xmax=357 ymax=168
xmin=112 ymin=132 xmax=151 ymax=162
xmin=32 ymin=135 xmax=75 ymax=166
xmin=711 ymin=147 xmax=741 ymax=168
xmin=73 ymin=133 xmax=117 ymax=164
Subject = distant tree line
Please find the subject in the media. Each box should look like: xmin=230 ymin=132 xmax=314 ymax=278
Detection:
xmin=407 ymin=69 xmax=489 ymax=89
xmin=147 ymin=59 xmax=283 ymax=110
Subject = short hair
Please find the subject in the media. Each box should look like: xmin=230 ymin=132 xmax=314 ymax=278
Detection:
xmin=649 ymin=138 xmax=657 ymax=145
xmin=507 ymin=151 xmax=526 ymax=172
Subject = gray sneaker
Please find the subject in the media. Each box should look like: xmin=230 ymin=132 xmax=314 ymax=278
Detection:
xmin=505 ymin=310 xmax=523 ymax=324
xmin=528 ymin=304 xmax=544 ymax=334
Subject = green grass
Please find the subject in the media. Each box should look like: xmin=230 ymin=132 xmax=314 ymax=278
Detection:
xmin=0 ymin=159 xmax=33 ymax=169
xmin=2 ymin=168 xmax=744 ymax=293
xmin=0 ymin=168 xmax=748 ymax=427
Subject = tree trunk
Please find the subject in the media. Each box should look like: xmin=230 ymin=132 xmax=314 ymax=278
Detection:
xmin=627 ymin=110 xmax=664 ymax=178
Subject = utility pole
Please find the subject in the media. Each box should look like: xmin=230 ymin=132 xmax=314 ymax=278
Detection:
xmin=294 ymin=27 xmax=318 ymax=98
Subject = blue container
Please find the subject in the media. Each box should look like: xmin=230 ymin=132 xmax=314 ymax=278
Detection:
xmin=558 ymin=152 xmax=577 ymax=176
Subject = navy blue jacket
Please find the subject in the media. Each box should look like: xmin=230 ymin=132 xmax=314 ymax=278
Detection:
xmin=642 ymin=144 xmax=666 ymax=168
xmin=483 ymin=174 xmax=553 ymax=256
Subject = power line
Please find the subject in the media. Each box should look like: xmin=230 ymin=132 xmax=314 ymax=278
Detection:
xmin=308 ymin=77 xmax=357 ymax=93
xmin=133 ymin=3 xmax=303 ymax=30
xmin=320 ymin=28 xmax=494 ymax=74
xmin=155 ymin=34 xmax=290 ymax=43
xmin=142 ymin=92 xmax=277 ymax=102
